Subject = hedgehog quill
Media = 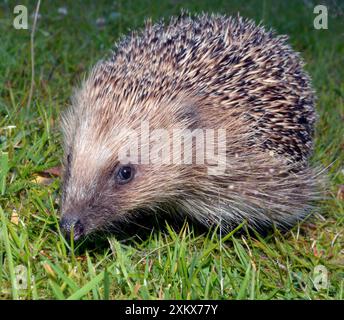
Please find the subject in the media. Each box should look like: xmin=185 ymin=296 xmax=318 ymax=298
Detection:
xmin=60 ymin=13 xmax=323 ymax=241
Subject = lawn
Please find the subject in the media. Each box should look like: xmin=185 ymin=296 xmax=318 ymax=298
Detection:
xmin=0 ymin=0 xmax=343 ymax=300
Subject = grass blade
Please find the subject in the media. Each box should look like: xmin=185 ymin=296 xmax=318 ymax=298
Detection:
xmin=236 ymin=264 xmax=251 ymax=300
xmin=0 ymin=207 xmax=18 ymax=299
xmin=67 ymin=271 xmax=104 ymax=300
xmin=0 ymin=152 xmax=9 ymax=195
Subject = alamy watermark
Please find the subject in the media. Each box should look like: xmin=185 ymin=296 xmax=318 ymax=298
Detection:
xmin=115 ymin=121 xmax=227 ymax=175
xmin=13 ymin=5 xmax=28 ymax=29
xmin=313 ymin=5 xmax=328 ymax=29
xmin=313 ymin=264 xmax=329 ymax=291
xmin=13 ymin=4 xmax=329 ymax=30
xmin=13 ymin=264 xmax=34 ymax=290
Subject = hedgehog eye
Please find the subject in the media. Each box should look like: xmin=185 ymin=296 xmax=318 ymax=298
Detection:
xmin=116 ymin=165 xmax=135 ymax=184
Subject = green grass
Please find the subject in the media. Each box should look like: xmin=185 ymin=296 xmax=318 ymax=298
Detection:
xmin=0 ymin=0 xmax=343 ymax=300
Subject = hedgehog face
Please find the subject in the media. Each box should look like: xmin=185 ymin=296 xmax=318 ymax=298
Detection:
xmin=60 ymin=142 xmax=178 ymax=240
xmin=59 ymin=101 xmax=185 ymax=240
xmin=63 ymin=158 xmax=145 ymax=240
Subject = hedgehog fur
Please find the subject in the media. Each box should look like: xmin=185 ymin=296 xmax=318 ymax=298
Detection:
xmin=60 ymin=12 xmax=323 ymax=239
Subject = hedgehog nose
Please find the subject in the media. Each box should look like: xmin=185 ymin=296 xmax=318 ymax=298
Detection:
xmin=60 ymin=216 xmax=84 ymax=241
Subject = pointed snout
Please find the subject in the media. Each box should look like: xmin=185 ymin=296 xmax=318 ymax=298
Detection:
xmin=59 ymin=214 xmax=85 ymax=241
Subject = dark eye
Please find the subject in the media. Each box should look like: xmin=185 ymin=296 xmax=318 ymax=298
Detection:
xmin=116 ymin=165 xmax=135 ymax=184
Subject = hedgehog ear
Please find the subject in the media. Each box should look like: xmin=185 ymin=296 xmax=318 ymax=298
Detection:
xmin=176 ymin=104 xmax=200 ymax=129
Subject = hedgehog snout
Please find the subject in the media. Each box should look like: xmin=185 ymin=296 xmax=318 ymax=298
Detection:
xmin=60 ymin=214 xmax=85 ymax=241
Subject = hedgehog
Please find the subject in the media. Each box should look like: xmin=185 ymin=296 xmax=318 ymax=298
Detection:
xmin=60 ymin=13 xmax=322 ymax=241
